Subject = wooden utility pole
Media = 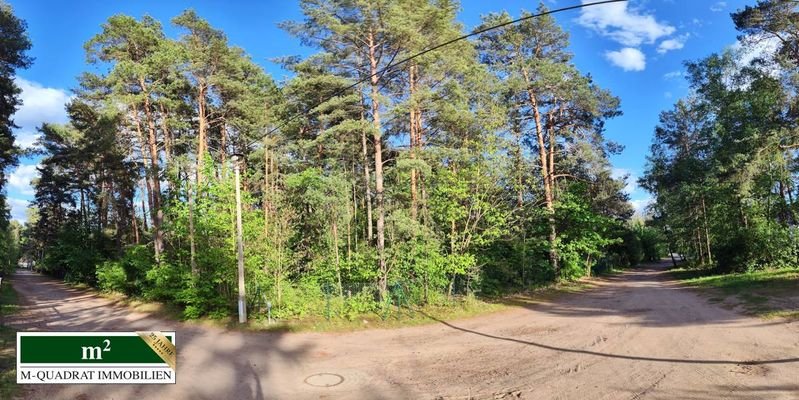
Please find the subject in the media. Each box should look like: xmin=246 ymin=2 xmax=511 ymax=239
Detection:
xmin=232 ymin=154 xmax=247 ymax=324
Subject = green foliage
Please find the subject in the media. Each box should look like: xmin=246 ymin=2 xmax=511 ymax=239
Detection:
xmin=96 ymin=261 xmax=126 ymax=293
xmin=22 ymin=3 xmax=636 ymax=323
xmin=0 ymin=221 xmax=21 ymax=275
xmin=619 ymin=228 xmax=643 ymax=267
xmin=0 ymin=1 xmax=32 ymax=233
xmin=714 ymin=224 xmax=797 ymax=273
xmin=96 ymin=245 xmax=153 ymax=294
xmin=143 ymin=261 xmax=185 ymax=303
xmin=42 ymin=223 xmax=105 ymax=284
xmin=0 ymin=325 xmax=19 ymax=398
xmin=341 ymin=287 xmax=377 ymax=320
xmin=555 ymin=184 xmax=623 ymax=279
xmin=643 ymin=3 xmax=799 ymax=275
xmin=636 ymin=224 xmax=664 ymax=262
xmin=678 ymin=266 xmax=799 ymax=319
xmin=0 ymin=279 xmax=18 ymax=316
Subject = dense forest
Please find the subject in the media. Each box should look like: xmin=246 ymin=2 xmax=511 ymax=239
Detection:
xmin=642 ymin=0 xmax=799 ymax=273
xmin=0 ymin=1 xmax=30 ymax=276
xmin=0 ymin=1 xmax=664 ymax=320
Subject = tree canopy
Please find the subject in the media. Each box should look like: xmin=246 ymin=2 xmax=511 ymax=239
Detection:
xmin=642 ymin=0 xmax=799 ymax=272
xmin=19 ymin=1 xmax=645 ymax=320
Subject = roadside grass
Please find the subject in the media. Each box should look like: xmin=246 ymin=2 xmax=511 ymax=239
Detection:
xmin=97 ymin=291 xmax=185 ymax=321
xmin=243 ymin=297 xmax=509 ymax=333
xmin=147 ymin=278 xmax=595 ymax=333
xmin=74 ymin=283 xmax=513 ymax=333
xmin=597 ymin=267 xmax=626 ymax=277
xmin=0 ymin=280 xmax=18 ymax=316
xmin=0 ymin=281 xmax=19 ymax=399
xmin=55 ymin=265 xmax=623 ymax=334
xmin=668 ymin=266 xmax=717 ymax=281
xmin=229 ymin=279 xmax=596 ymax=333
xmin=674 ymin=267 xmax=799 ymax=320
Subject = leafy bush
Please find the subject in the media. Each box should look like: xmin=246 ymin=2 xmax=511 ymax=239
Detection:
xmin=94 ymin=245 xmax=153 ymax=295
xmin=143 ymin=261 xmax=185 ymax=302
xmin=715 ymin=224 xmax=796 ymax=273
xmin=342 ymin=287 xmax=377 ymax=320
xmin=96 ymin=261 xmax=126 ymax=293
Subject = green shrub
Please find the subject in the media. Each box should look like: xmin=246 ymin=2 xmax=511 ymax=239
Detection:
xmin=96 ymin=261 xmax=126 ymax=293
xmin=143 ymin=261 xmax=185 ymax=302
xmin=94 ymin=245 xmax=154 ymax=296
xmin=342 ymin=287 xmax=377 ymax=320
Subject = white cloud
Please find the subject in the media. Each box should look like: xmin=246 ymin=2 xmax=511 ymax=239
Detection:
xmin=3 ymin=80 xmax=70 ymax=224
xmin=11 ymin=77 xmax=71 ymax=151
xmin=7 ymin=197 xmax=29 ymax=223
xmin=710 ymin=2 xmax=727 ymax=12
xmin=731 ymin=37 xmax=781 ymax=69
xmin=605 ymin=47 xmax=646 ymax=71
xmin=611 ymin=167 xmax=637 ymax=195
xmin=630 ymin=196 xmax=654 ymax=216
xmin=14 ymin=130 xmax=40 ymax=150
xmin=577 ymin=1 xmax=675 ymax=46
xmin=13 ymin=77 xmax=71 ymax=128
xmin=663 ymin=70 xmax=684 ymax=80
xmin=664 ymin=91 xmax=673 ymax=99
xmin=657 ymin=34 xmax=689 ymax=54
xmin=8 ymin=163 xmax=39 ymax=196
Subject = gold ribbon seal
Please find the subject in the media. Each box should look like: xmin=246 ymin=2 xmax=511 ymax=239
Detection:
xmin=136 ymin=331 xmax=176 ymax=370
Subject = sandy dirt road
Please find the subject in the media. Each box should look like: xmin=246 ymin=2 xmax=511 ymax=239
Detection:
xmin=5 ymin=261 xmax=799 ymax=400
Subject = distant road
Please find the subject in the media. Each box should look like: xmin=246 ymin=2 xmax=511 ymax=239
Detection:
xmin=7 ymin=262 xmax=799 ymax=399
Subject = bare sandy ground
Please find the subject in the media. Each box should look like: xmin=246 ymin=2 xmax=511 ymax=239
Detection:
xmin=6 ymin=261 xmax=799 ymax=399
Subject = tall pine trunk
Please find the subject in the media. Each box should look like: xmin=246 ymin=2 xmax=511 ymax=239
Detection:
xmin=368 ymin=28 xmax=388 ymax=298
xmin=196 ymin=82 xmax=208 ymax=185
xmin=159 ymin=103 xmax=173 ymax=165
xmin=132 ymin=197 xmax=140 ymax=245
xmin=521 ymin=65 xmax=558 ymax=277
xmin=139 ymin=79 xmax=164 ymax=262
xmin=359 ymin=93 xmax=374 ymax=243
xmin=409 ymin=63 xmax=419 ymax=220
xmin=132 ymin=105 xmax=155 ymax=254
xmin=701 ymin=195 xmax=712 ymax=265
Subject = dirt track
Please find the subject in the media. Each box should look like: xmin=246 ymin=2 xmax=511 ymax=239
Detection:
xmin=6 ymin=261 xmax=799 ymax=399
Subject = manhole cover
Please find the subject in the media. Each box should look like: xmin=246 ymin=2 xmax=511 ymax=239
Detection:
xmin=304 ymin=373 xmax=344 ymax=387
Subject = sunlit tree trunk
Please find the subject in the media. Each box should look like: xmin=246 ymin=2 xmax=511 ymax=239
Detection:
xmin=521 ymin=65 xmax=558 ymax=277
xmin=368 ymin=27 xmax=388 ymax=299
xmin=197 ymin=82 xmax=208 ymax=185
xmin=409 ymin=62 xmax=419 ymax=221
xmin=139 ymin=79 xmax=164 ymax=262
xmin=359 ymin=92 xmax=374 ymax=243
xmin=701 ymin=195 xmax=712 ymax=264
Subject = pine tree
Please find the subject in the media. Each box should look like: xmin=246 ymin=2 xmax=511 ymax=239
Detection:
xmin=0 ymin=1 xmax=31 ymax=228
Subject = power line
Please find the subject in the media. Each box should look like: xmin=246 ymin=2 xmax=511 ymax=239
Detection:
xmin=262 ymin=0 xmax=627 ymax=140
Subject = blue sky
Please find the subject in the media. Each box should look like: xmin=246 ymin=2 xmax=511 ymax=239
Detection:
xmin=4 ymin=0 xmax=750 ymax=222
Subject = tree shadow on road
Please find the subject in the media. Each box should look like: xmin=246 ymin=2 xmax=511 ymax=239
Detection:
xmin=495 ymin=262 xmax=788 ymax=328
xmin=7 ymin=271 xmax=314 ymax=400
xmin=417 ymin=311 xmax=799 ymax=366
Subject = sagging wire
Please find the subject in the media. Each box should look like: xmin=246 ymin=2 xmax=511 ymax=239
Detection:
xmin=258 ymin=0 xmax=627 ymax=142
